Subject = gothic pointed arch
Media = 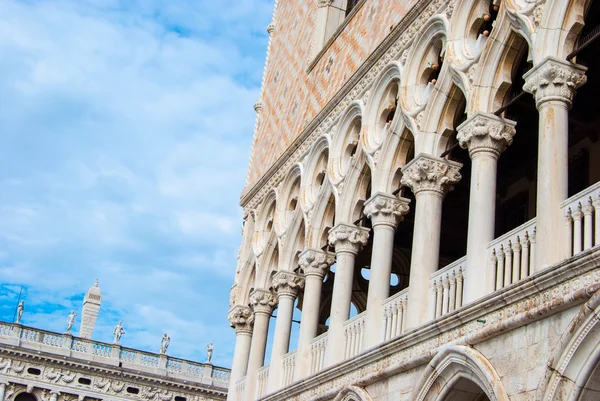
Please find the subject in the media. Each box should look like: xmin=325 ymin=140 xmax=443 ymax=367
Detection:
xmin=307 ymin=184 xmax=336 ymax=249
xmin=414 ymin=345 xmax=509 ymax=401
xmin=333 ymin=385 xmax=373 ymax=401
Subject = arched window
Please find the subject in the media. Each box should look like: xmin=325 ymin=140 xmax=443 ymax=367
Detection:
xmin=15 ymin=393 xmax=37 ymax=401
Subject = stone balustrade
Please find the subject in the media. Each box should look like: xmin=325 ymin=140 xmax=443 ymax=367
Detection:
xmin=429 ymin=257 xmax=466 ymax=319
xmin=343 ymin=311 xmax=366 ymax=359
xmin=0 ymin=322 xmax=229 ymax=389
xmin=563 ymin=181 xmax=600 ymax=257
xmin=381 ymin=288 xmax=408 ymax=342
xmin=234 ymin=377 xmax=246 ymax=401
xmin=309 ymin=331 xmax=328 ymax=375
xmin=487 ymin=218 xmax=537 ymax=291
xmin=256 ymin=364 xmax=270 ymax=398
xmin=281 ymin=349 xmax=296 ymax=387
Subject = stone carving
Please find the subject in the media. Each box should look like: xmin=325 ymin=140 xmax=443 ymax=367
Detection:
xmin=523 ymin=56 xmax=587 ymax=107
xmin=298 ymin=248 xmax=335 ymax=277
xmin=317 ymin=0 xmax=334 ymax=7
xmin=457 ymin=113 xmax=517 ymax=157
xmin=160 ymin=333 xmax=170 ymax=355
xmin=206 ymin=342 xmax=213 ymax=364
xmin=249 ymin=289 xmax=277 ymax=314
xmin=228 ymin=306 xmax=254 ymax=334
xmin=113 ymin=321 xmax=125 ymax=344
xmin=16 ymin=301 xmax=24 ymax=324
xmin=45 ymin=367 xmax=75 ymax=384
xmin=328 ymin=223 xmax=370 ymax=254
xmin=401 ymin=155 xmax=462 ymax=196
xmin=364 ymin=192 xmax=410 ymax=227
xmin=65 ymin=310 xmax=76 ymax=334
xmin=272 ymin=271 xmax=305 ymax=297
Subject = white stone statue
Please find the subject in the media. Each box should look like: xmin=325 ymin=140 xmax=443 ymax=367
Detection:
xmin=65 ymin=310 xmax=76 ymax=334
xmin=206 ymin=342 xmax=213 ymax=364
xmin=113 ymin=321 xmax=125 ymax=344
xmin=15 ymin=301 xmax=24 ymax=324
xmin=159 ymin=333 xmax=170 ymax=354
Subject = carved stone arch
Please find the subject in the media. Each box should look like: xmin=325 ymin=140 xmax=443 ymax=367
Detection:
xmin=335 ymin=151 xmax=371 ymax=224
xmin=329 ymin=100 xmax=364 ymax=186
xmin=278 ymin=207 xmax=307 ymax=272
xmin=255 ymin=233 xmax=279 ymax=290
xmin=301 ymin=134 xmax=331 ymax=211
xmin=253 ymin=189 xmax=278 ymax=258
xmin=236 ymin=256 xmax=257 ymax=307
xmin=414 ymin=345 xmax=509 ymax=401
xmin=235 ymin=210 xmax=257 ymax=279
xmin=428 ymin=82 xmax=468 ymax=157
xmin=277 ymin=163 xmax=303 ymax=235
xmin=538 ymin=0 xmax=591 ymax=60
xmin=362 ymin=61 xmax=402 ymax=154
xmin=306 ymin=183 xmax=336 ymax=249
xmin=447 ymin=0 xmax=494 ymax=65
xmin=333 ymin=385 xmax=373 ymax=401
xmin=470 ymin=13 xmax=530 ymax=114
xmin=373 ymin=126 xmax=415 ymax=193
xmin=401 ymin=14 xmax=450 ymax=113
xmin=537 ymin=289 xmax=600 ymax=401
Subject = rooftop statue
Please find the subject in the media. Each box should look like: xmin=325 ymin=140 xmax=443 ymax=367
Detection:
xmin=160 ymin=333 xmax=170 ymax=355
xmin=65 ymin=310 xmax=76 ymax=334
xmin=15 ymin=301 xmax=24 ymax=324
xmin=113 ymin=321 xmax=125 ymax=344
xmin=206 ymin=342 xmax=213 ymax=364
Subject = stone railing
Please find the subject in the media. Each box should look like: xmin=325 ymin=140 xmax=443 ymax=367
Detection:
xmin=487 ymin=218 xmax=537 ymax=291
xmin=235 ymin=377 xmax=246 ymax=401
xmin=429 ymin=257 xmax=466 ymax=319
xmin=309 ymin=331 xmax=328 ymax=375
xmin=343 ymin=311 xmax=366 ymax=359
xmin=281 ymin=349 xmax=297 ymax=388
xmin=381 ymin=288 xmax=408 ymax=342
xmin=257 ymin=364 xmax=270 ymax=398
xmin=563 ymin=181 xmax=600 ymax=258
xmin=0 ymin=322 xmax=229 ymax=389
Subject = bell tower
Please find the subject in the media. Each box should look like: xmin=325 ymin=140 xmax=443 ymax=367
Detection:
xmin=79 ymin=279 xmax=102 ymax=339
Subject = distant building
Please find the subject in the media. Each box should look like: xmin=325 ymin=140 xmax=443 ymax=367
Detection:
xmin=228 ymin=0 xmax=600 ymax=400
xmin=0 ymin=282 xmax=229 ymax=401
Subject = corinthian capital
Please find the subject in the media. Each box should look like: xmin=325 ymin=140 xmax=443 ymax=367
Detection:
xmin=228 ymin=306 xmax=254 ymax=334
xmin=457 ymin=112 xmax=516 ymax=158
xmin=328 ymin=223 xmax=370 ymax=254
xmin=299 ymin=248 xmax=335 ymax=278
xmin=249 ymin=289 xmax=277 ymax=314
xmin=523 ymin=56 xmax=587 ymax=108
xmin=364 ymin=192 xmax=410 ymax=228
xmin=401 ymin=154 xmax=462 ymax=197
xmin=272 ymin=271 xmax=305 ymax=298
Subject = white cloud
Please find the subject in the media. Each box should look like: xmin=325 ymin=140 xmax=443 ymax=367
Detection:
xmin=0 ymin=0 xmax=273 ymax=367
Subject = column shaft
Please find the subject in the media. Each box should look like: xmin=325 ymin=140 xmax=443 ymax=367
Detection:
xmin=226 ymin=306 xmax=254 ymax=401
xmin=0 ymin=383 xmax=6 ymax=401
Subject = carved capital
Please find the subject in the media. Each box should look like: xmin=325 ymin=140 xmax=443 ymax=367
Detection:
xmin=364 ymin=192 xmax=410 ymax=228
xmin=299 ymin=248 xmax=335 ymax=278
xmin=272 ymin=271 xmax=305 ymax=298
xmin=457 ymin=112 xmax=516 ymax=158
xmin=523 ymin=56 xmax=587 ymax=108
xmin=401 ymin=154 xmax=462 ymax=197
xmin=328 ymin=223 xmax=370 ymax=255
xmin=228 ymin=306 xmax=254 ymax=334
xmin=249 ymin=289 xmax=277 ymax=314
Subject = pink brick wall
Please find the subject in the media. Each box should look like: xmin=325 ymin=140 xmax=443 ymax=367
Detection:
xmin=247 ymin=0 xmax=417 ymax=188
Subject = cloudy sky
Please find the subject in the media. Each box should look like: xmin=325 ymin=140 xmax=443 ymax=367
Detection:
xmin=0 ymin=0 xmax=273 ymax=367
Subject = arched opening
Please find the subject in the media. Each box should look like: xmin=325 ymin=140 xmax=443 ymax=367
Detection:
xmin=15 ymin=394 xmax=37 ymax=401
xmin=441 ymin=377 xmax=490 ymax=401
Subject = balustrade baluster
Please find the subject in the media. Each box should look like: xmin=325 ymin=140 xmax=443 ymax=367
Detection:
xmin=531 ymin=228 xmax=537 ymax=268
xmin=497 ymin=246 xmax=505 ymax=289
xmin=456 ymin=268 xmax=464 ymax=308
xmin=442 ymin=276 xmax=450 ymax=316
xmin=435 ymin=280 xmax=443 ymax=318
xmin=513 ymin=238 xmax=522 ymax=283
xmin=504 ymin=241 xmax=513 ymax=286
xmin=565 ymin=208 xmax=574 ymax=257
xmin=594 ymin=195 xmax=600 ymax=246
xmin=390 ymin=304 xmax=398 ymax=339
xmin=449 ymin=272 xmax=457 ymax=312
xmin=583 ymin=198 xmax=594 ymax=250
xmin=573 ymin=204 xmax=584 ymax=255
xmin=429 ymin=284 xmax=437 ymax=320
xmin=521 ymin=232 xmax=530 ymax=280
xmin=402 ymin=297 xmax=408 ymax=332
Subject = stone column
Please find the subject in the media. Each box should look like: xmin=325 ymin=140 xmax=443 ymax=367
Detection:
xmin=457 ymin=113 xmax=516 ymax=303
xmin=362 ymin=192 xmax=410 ymax=348
xmin=324 ymin=223 xmax=370 ymax=367
xmin=0 ymin=382 xmax=7 ymax=401
xmin=267 ymin=272 xmax=304 ymax=392
xmin=401 ymin=154 xmax=462 ymax=328
xmin=294 ymin=248 xmax=335 ymax=380
xmin=244 ymin=289 xmax=276 ymax=401
xmin=523 ymin=56 xmax=586 ymax=271
xmin=226 ymin=306 xmax=254 ymax=401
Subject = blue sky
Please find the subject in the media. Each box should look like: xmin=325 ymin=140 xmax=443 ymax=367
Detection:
xmin=0 ymin=0 xmax=273 ymax=367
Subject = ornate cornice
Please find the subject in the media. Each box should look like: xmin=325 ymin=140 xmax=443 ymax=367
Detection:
xmin=363 ymin=192 xmax=410 ymax=228
xmin=328 ymin=224 xmax=370 ymax=255
xmin=401 ymin=154 xmax=462 ymax=197
xmin=249 ymin=289 xmax=277 ymax=314
xmin=227 ymin=306 xmax=254 ymax=335
xmin=456 ymin=113 xmax=516 ymax=158
xmin=523 ymin=56 xmax=587 ymax=108
xmin=272 ymin=271 xmax=305 ymax=298
xmin=298 ymin=248 xmax=335 ymax=278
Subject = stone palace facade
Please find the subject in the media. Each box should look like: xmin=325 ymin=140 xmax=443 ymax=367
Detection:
xmin=227 ymin=0 xmax=600 ymax=400
xmin=0 ymin=284 xmax=229 ymax=401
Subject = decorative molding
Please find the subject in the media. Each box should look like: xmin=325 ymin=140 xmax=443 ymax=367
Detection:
xmin=523 ymin=56 xmax=587 ymax=108
xmin=272 ymin=272 xmax=305 ymax=298
xmin=328 ymin=224 xmax=370 ymax=255
xmin=401 ymin=154 xmax=462 ymax=197
xmin=298 ymin=248 xmax=336 ymax=278
xmin=363 ymin=192 xmax=410 ymax=228
xmin=456 ymin=113 xmax=517 ymax=158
